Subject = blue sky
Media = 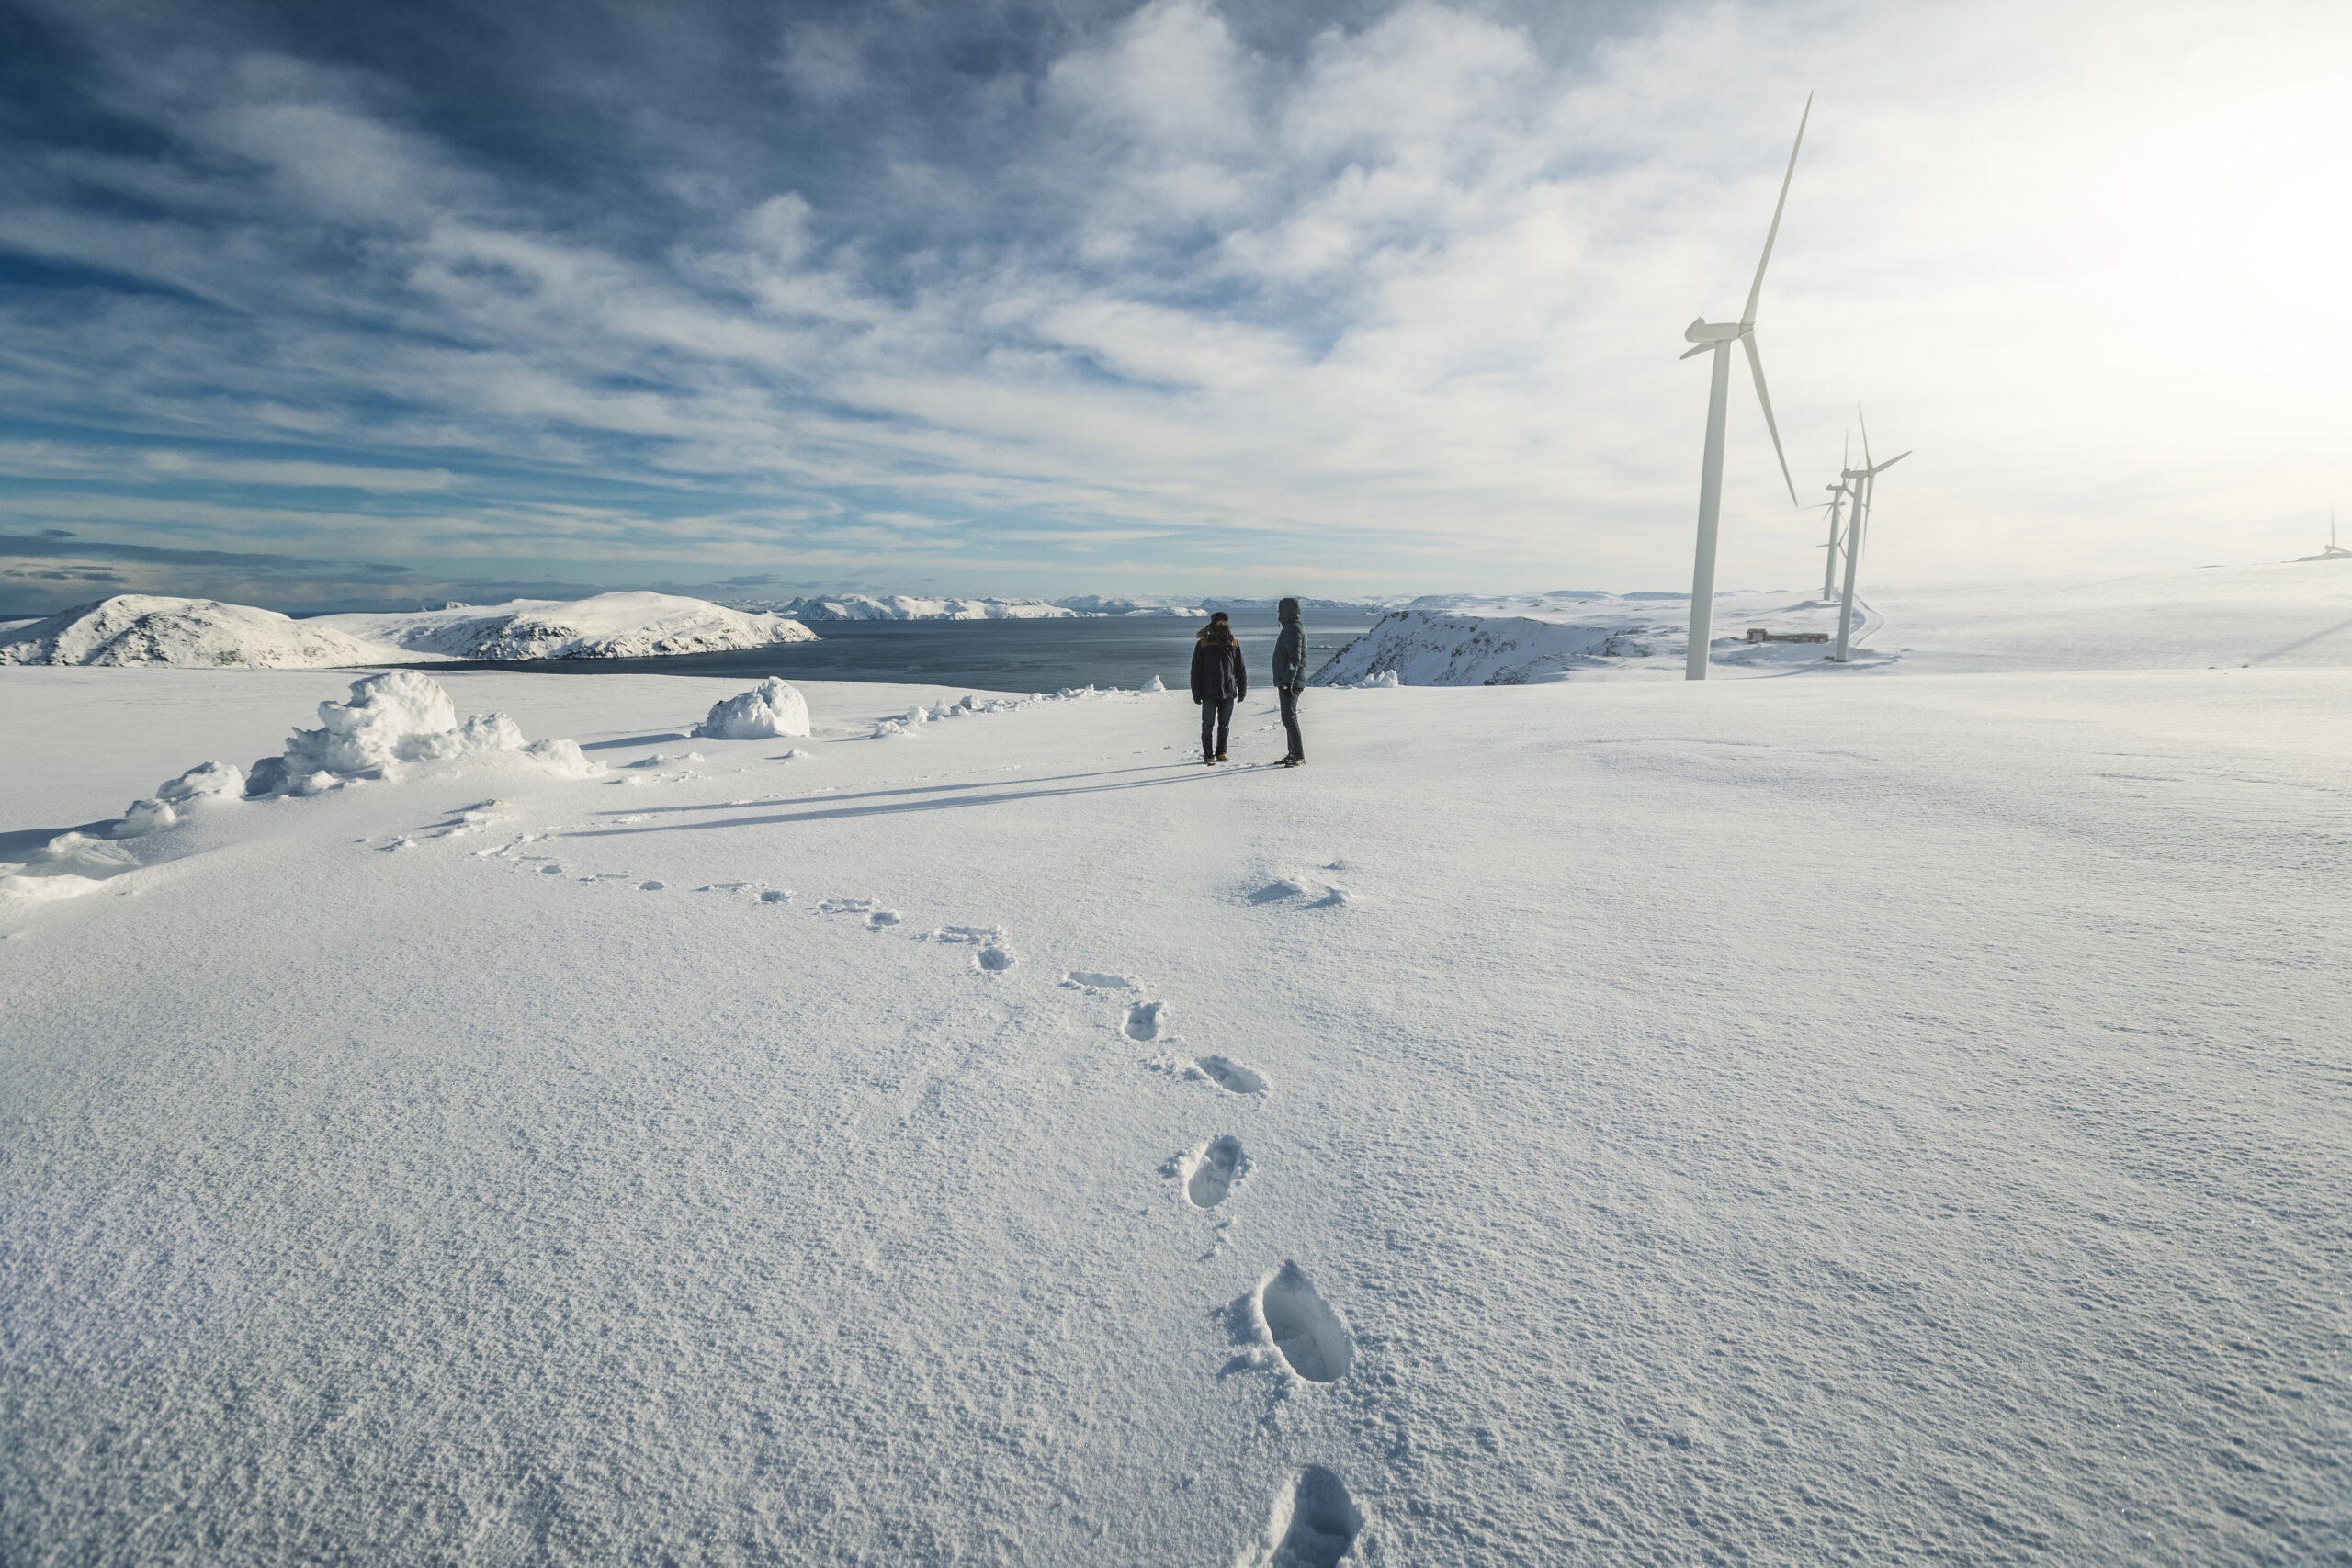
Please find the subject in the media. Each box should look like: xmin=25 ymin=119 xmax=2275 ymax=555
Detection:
xmin=1 ymin=0 xmax=2345 ymax=612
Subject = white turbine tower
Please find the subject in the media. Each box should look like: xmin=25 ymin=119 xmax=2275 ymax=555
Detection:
xmin=1830 ymin=412 xmax=1909 ymax=663
xmin=1817 ymin=433 xmax=1851 ymax=601
xmin=1680 ymin=96 xmax=1809 ymax=681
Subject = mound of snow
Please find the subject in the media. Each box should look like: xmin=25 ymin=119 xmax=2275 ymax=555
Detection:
xmin=777 ymin=593 xmax=1080 ymax=621
xmin=154 ymin=761 xmax=245 ymax=802
xmin=322 ymin=592 xmax=818 ymax=660
xmin=692 ymin=678 xmax=810 ymax=739
xmin=110 ymin=798 xmax=177 ymax=839
xmin=243 ymin=672 xmax=594 ymax=796
xmin=0 ymin=595 xmax=398 ymax=668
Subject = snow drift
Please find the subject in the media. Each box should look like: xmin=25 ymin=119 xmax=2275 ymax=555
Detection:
xmin=0 ymin=596 xmax=395 ymax=669
xmin=5 ymin=673 xmax=594 ymax=907
xmin=322 ymin=592 xmax=818 ymax=660
xmin=691 ymin=678 xmax=810 ymax=739
xmin=243 ymin=671 xmax=592 ymax=796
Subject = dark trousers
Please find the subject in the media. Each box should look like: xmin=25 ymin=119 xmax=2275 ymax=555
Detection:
xmin=1278 ymin=686 xmax=1304 ymax=760
xmin=1201 ymin=696 xmax=1234 ymax=756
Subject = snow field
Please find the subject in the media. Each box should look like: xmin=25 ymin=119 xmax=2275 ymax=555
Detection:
xmin=1 ymin=661 xmax=2346 ymax=1562
xmin=1316 ymin=560 xmax=2352 ymax=686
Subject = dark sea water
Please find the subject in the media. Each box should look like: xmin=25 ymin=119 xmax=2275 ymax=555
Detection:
xmin=436 ymin=610 xmax=1378 ymax=693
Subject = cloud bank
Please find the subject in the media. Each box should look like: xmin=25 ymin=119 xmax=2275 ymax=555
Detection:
xmin=0 ymin=0 xmax=2345 ymax=611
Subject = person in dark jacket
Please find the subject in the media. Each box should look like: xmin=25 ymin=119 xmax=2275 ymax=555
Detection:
xmin=1189 ymin=611 xmax=1246 ymax=763
xmin=1271 ymin=596 xmax=1306 ymax=766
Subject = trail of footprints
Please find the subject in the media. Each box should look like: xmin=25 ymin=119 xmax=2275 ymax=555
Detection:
xmin=427 ymin=808 xmax=1362 ymax=1559
xmin=1060 ymin=966 xmax=1364 ymax=1562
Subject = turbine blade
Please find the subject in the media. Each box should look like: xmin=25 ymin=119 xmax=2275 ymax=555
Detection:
xmin=1741 ymin=93 xmax=1812 ymax=328
xmin=1875 ymin=449 xmax=1912 ymax=474
xmin=1858 ymin=405 xmax=1873 ymax=468
xmin=1743 ymin=333 xmax=1800 ymax=506
xmin=1679 ymin=342 xmax=1713 ymax=360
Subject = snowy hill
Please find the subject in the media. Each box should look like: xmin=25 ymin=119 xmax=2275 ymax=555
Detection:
xmin=1051 ymin=595 xmax=1208 ymax=616
xmin=0 ymin=592 xmax=818 ymax=668
xmin=1312 ymin=591 xmax=1852 ymax=685
xmin=743 ymin=592 xmax=1401 ymax=619
xmin=0 ymin=595 xmax=399 ymax=668
xmin=322 ymin=592 xmax=817 ymax=660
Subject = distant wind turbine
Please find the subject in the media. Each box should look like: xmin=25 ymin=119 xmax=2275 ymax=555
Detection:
xmin=2302 ymin=504 xmax=2352 ymax=561
xmin=1680 ymin=95 xmax=1810 ymax=682
xmin=1830 ymin=410 xmax=1909 ymax=663
xmin=1817 ymin=432 xmax=1851 ymax=601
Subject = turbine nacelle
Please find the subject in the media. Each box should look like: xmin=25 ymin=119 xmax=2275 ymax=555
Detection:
xmin=1682 ymin=317 xmax=1747 ymax=345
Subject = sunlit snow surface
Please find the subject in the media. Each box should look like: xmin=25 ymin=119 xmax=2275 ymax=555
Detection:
xmin=2 ymin=569 xmax=2347 ymax=1563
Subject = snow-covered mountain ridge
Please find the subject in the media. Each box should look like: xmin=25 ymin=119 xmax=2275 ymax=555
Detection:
xmin=1314 ymin=592 xmax=1852 ymax=685
xmin=1 ymin=592 xmax=817 ymax=667
xmin=321 ymin=592 xmax=817 ymax=660
xmin=768 ymin=594 xmax=1084 ymax=621
xmin=0 ymin=595 xmax=401 ymax=669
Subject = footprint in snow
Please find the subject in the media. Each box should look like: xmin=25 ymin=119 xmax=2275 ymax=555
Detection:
xmin=819 ymin=897 xmax=901 ymax=928
xmin=932 ymin=924 xmax=1016 ymax=972
xmin=1253 ymin=1261 xmax=1354 ymax=1384
xmin=1185 ymin=1055 xmax=1266 ymax=1095
xmin=1177 ymin=1135 xmax=1248 ymax=1209
xmin=639 ymin=880 xmax=664 ymax=891
xmin=760 ymin=889 xmax=791 ymax=904
xmin=1242 ymin=1468 xmax=1365 ymax=1568
xmin=1124 ymin=1000 xmax=1166 ymax=1042
xmin=1061 ymin=971 xmax=1136 ymax=991
xmin=1249 ymin=877 xmax=1354 ymax=909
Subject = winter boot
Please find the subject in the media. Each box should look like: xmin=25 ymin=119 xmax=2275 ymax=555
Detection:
xmin=1216 ymin=750 xmax=1228 ymax=761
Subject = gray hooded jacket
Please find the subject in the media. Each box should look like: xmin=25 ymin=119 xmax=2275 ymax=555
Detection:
xmin=1271 ymin=598 xmax=1306 ymax=691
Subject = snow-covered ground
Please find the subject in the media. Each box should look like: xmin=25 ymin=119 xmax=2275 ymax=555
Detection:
xmin=2 ymin=570 xmax=2346 ymax=1564
xmin=0 ymin=592 xmax=820 ymax=668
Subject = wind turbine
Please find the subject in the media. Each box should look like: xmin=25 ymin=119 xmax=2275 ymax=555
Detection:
xmin=1680 ymin=95 xmax=1809 ymax=681
xmin=1830 ymin=411 xmax=1909 ymax=663
xmin=1817 ymin=433 xmax=1851 ymax=601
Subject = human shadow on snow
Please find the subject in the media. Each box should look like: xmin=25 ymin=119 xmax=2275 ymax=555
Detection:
xmin=578 ymin=731 xmax=694 ymax=751
xmin=0 ymin=821 xmax=113 ymax=859
xmin=594 ymin=762 xmax=1176 ymax=816
xmin=570 ymin=763 xmax=1246 ymax=838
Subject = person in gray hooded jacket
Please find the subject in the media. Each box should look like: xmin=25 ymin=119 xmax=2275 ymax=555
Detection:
xmin=1271 ymin=596 xmax=1306 ymax=766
